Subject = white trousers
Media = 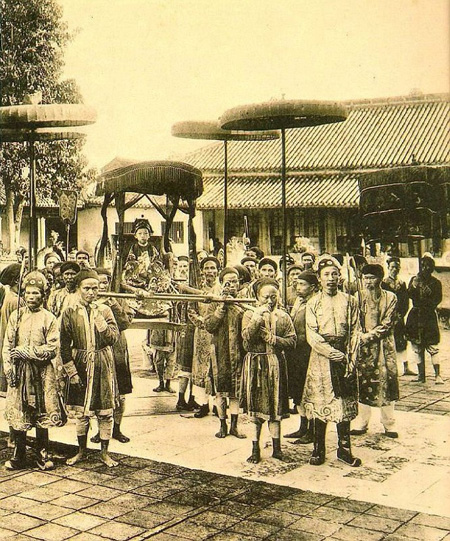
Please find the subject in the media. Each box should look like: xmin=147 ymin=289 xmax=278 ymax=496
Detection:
xmin=215 ymin=394 xmax=239 ymax=419
xmin=352 ymin=402 xmax=396 ymax=431
xmin=409 ymin=343 xmax=439 ymax=365
xmin=193 ymin=385 xmax=210 ymax=405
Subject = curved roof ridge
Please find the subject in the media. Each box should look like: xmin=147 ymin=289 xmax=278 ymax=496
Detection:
xmin=344 ymin=92 xmax=449 ymax=109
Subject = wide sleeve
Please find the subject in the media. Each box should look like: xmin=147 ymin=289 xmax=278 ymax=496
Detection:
xmin=204 ymin=302 xmax=226 ymax=334
xmin=60 ymin=308 xmax=78 ymax=378
xmin=242 ymin=309 xmax=263 ymax=351
xmin=364 ymin=293 xmax=397 ymax=342
xmin=407 ymin=276 xmax=420 ymax=303
xmin=187 ymin=304 xmax=204 ymax=328
xmin=30 ymin=313 xmax=59 ymax=362
xmin=96 ymin=305 xmax=120 ymax=346
xmin=273 ymin=312 xmax=296 ymax=350
xmin=432 ymin=278 xmax=443 ymax=308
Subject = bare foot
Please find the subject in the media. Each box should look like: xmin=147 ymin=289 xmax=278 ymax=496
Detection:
xmin=66 ymin=451 xmax=85 ymax=466
xmin=230 ymin=427 xmax=247 ymax=439
xmin=100 ymin=453 xmax=118 ymax=467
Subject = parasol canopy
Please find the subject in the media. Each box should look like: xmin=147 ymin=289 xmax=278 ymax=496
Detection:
xmin=359 ymin=165 xmax=450 ymax=241
xmin=220 ymin=99 xmax=347 ymax=131
xmin=219 ymin=98 xmax=348 ymax=305
xmin=0 ymin=104 xmax=97 ymax=129
xmin=96 ymin=160 xmax=203 ymax=200
xmin=172 ymin=120 xmax=279 ymax=141
xmin=0 ymin=127 xmax=86 ymax=142
xmin=0 ymin=102 xmax=97 ymax=270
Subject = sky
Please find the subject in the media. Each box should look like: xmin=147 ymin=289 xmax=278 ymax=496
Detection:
xmin=59 ymin=0 xmax=450 ymax=171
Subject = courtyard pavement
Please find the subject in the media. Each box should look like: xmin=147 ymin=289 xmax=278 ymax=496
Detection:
xmin=0 ymin=329 xmax=448 ymax=539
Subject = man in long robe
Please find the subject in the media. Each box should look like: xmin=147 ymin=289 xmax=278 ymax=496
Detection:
xmin=204 ymin=267 xmax=246 ymax=439
xmin=241 ymin=278 xmax=295 ymax=463
xmin=351 ymin=264 xmax=399 ymax=438
xmin=60 ymin=269 xmax=120 ymax=467
xmin=302 ymin=257 xmax=361 ymax=467
xmin=188 ymin=256 xmax=220 ymax=418
xmin=90 ymin=269 xmax=134 ymax=444
xmin=405 ymin=255 xmax=443 ymax=384
xmin=3 ymin=271 xmax=65 ymax=471
xmin=382 ymin=257 xmax=413 ymax=376
xmin=284 ymin=270 xmax=318 ymax=443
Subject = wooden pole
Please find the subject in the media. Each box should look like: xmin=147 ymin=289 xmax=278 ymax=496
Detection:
xmin=223 ymin=140 xmax=228 ymax=265
xmin=281 ymin=128 xmax=287 ymax=307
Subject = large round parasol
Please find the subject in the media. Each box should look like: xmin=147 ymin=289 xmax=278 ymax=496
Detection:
xmin=0 ymin=103 xmax=97 ymax=268
xmin=220 ymin=99 xmax=348 ymax=305
xmin=172 ymin=120 xmax=279 ymax=264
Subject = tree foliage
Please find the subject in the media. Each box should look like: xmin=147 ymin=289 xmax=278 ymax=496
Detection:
xmin=0 ymin=0 xmax=95 ymax=252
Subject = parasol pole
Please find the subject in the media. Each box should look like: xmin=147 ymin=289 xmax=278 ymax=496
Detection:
xmin=220 ymin=99 xmax=348 ymax=309
xmin=28 ymin=136 xmax=37 ymax=270
xmin=281 ymin=128 xmax=287 ymax=307
xmin=171 ymin=121 xmax=279 ymax=266
xmin=223 ymin=140 xmax=228 ymax=265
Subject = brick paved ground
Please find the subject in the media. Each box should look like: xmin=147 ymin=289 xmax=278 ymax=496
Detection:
xmin=0 ymin=433 xmax=449 ymax=541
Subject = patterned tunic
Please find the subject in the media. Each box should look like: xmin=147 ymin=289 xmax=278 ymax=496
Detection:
xmin=358 ymin=289 xmax=399 ymax=406
xmin=3 ymin=307 xmax=65 ymax=431
xmin=189 ymin=284 xmax=216 ymax=391
xmin=302 ymin=291 xmax=360 ymax=423
xmin=60 ymin=301 xmax=120 ymax=416
xmin=240 ymin=308 xmax=295 ymax=421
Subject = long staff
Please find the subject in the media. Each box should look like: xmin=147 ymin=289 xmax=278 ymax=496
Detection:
xmin=97 ymin=291 xmax=256 ymax=304
xmin=10 ymin=258 xmax=27 ymax=387
xmin=344 ymin=253 xmax=354 ymax=377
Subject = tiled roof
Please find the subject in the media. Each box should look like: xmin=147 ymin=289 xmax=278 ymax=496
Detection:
xmin=197 ymin=173 xmax=360 ymax=209
xmin=183 ymin=94 xmax=450 ymax=173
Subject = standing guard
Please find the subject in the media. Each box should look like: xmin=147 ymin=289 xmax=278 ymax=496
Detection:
xmin=91 ymin=269 xmax=134 ymax=443
xmin=241 ymin=279 xmax=295 ymax=463
xmin=382 ymin=257 xmax=413 ymax=376
xmin=188 ymin=256 xmax=220 ymax=418
xmin=405 ymin=255 xmax=443 ymax=384
xmin=284 ymin=270 xmax=319 ymax=443
xmin=351 ymin=264 xmax=399 ymax=438
xmin=302 ymin=257 xmax=361 ymax=467
xmin=61 ymin=269 xmax=120 ymax=467
xmin=204 ymin=267 xmax=246 ymax=439
xmin=3 ymin=271 xmax=65 ymax=470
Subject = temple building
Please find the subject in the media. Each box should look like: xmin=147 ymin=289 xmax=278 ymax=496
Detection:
xmin=183 ymin=92 xmax=449 ymax=256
